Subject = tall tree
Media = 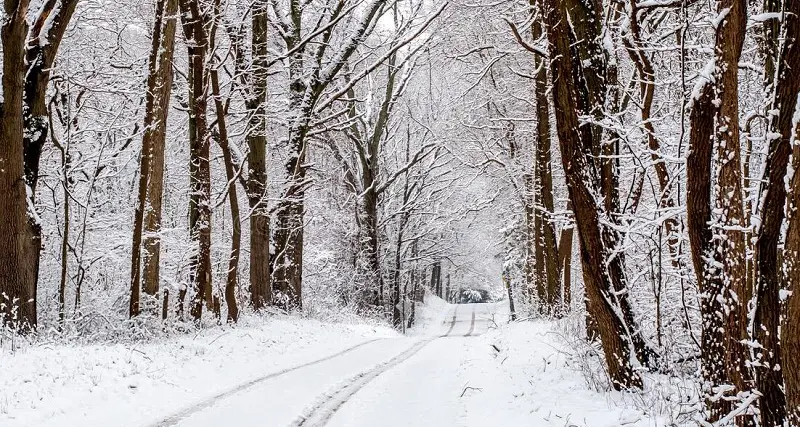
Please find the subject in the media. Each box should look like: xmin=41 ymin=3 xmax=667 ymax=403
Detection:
xmin=0 ymin=0 xmax=36 ymax=330
xmin=687 ymin=0 xmax=752 ymax=422
xmin=130 ymin=0 xmax=179 ymax=317
xmin=530 ymin=12 xmax=559 ymax=314
xmin=271 ymin=0 xmax=396 ymax=308
xmin=752 ymin=0 xmax=800 ymax=424
xmin=178 ymin=0 xmax=213 ymax=321
xmin=246 ymin=0 xmax=272 ymax=310
xmin=208 ymin=0 xmax=240 ymax=323
xmin=541 ymin=0 xmax=643 ymax=389
xmin=783 ymin=117 xmax=800 ymax=426
xmin=0 ymin=0 xmax=80 ymax=329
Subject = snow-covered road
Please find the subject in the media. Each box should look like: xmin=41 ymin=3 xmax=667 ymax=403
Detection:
xmin=5 ymin=301 xmax=665 ymax=426
xmin=160 ymin=303 xmax=497 ymax=427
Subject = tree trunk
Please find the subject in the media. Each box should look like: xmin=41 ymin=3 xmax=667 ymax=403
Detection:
xmin=532 ymin=15 xmax=560 ymax=313
xmin=541 ymin=0 xmax=642 ymax=390
xmin=272 ymin=39 xmax=309 ymax=309
xmin=391 ymin=216 xmax=406 ymax=329
xmin=782 ymin=116 xmax=800 ymax=427
xmin=711 ymin=1 xmax=752 ymax=422
xmin=179 ymin=0 xmax=212 ymax=321
xmin=273 ymin=174 xmax=306 ymax=309
xmin=0 ymin=0 xmax=36 ymax=331
xmin=752 ymin=1 xmax=800 ymax=424
xmin=21 ymin=0 xmax=80 ymax=317
xmin=247 ymin=0 xmax=271 ymax=310
xmin=687 ymin=81 xmax=731 ymax=421
xmin=687 ymin=0 xmax=752 ymax=421
xmin=209 ymin=33 xmax=241 ymax=323
xmin=131 ymin=0 xmax=178 ymax=317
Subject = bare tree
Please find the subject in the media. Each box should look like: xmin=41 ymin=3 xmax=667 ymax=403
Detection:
xmin=178 ymin=0 xmax=213 ymax=321
xmin=686 ymin=0 xmax=752 ymax=422
xmin=540 ymin=0 xmax=643 ymax=389
xmin=130 ymin=0 xmax=179 ymax=317
xmin=0 ymin=0 xmax=36 ymax=330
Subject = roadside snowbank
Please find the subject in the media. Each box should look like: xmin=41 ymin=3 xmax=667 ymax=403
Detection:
xmin=457 ymin=314 xmax=670 ymax=426
xmin=1 ymin=315 xmax=397 ymax=427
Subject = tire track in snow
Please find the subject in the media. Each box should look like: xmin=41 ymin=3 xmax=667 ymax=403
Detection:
xmin=289 ymin=338 xmax=434 ymax=427
xmin=463 ymin=305 xmax=476 ymax=337
xmin=290 ymin=304 xmax=463 ymax=427
xmin=149 ymin=338 xmax=385 ymax=427
xmin=440 ymin=303 xmax=459 ymax=337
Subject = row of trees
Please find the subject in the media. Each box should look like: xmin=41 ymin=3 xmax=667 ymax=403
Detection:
xmin=6 ymin=0 xmax=800 ymax=423
xmin=0 ymin=0 xmax=465 ymax=334
xmin=492 ymin=0 xmax=800 ymax=424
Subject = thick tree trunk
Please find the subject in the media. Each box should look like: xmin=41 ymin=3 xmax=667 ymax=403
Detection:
xmin=247 ymin=0 xmax=271 ymax=310
xmin=362 ymin=186 xmax=383 ymax=300
xmin=783 ymin=116 xmax=800 ymax=427
xmin=542 ymin=0 xmax=642 ymax=389
xmin=0 ymin=0 xmax=79 ymax=328
xmin=687 ymin=81 xmax=731 ymax=421
xmin=21 ymin=1 xmax=80 ymax=314
xmin=752 ymin=1 xmax=800 ymax=424
xmin=179 ymin=0 xmax=212 ymax=321
xmin=272 ymin=19 xmax=308 ymax=308
xmin=273 ymin=135 xmax=307 ymax=309
xmin=687 ymin=0 xmax=752 ymax=421
xmin=131 ymin=0 xmax=178 ymax=317
xmin=0 ymin=0 xmax=36 ymax=331
xmin=711 ymin=2 xmax=752 ymax=422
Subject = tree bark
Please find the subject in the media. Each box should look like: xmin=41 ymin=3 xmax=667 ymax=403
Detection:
xmin=178 ymin=0 xmax=212 ymax=321
xmin=687 ymin=0 xmax=752 ymax=422
xmin=711 ymin=2 xmax=752 ymax=422
xmin=541 ymin=0 xmax=642 ymax=389
xmin=247 ymin=0 xmax=271 ymax=310
xmin=782 ymin=116 xmax=800 ymax=427
xmin=752 ymin=1 xmax=800 ymax=425
xmin=131 ymin=0 xmax=178 ymax=317
xmin=0 ymin=0 xmax=36 ymax=331
xmin=272 ymin=7 xmax=309 ymax=308
xmin=209 ymin=5 xmax=241 ymax=323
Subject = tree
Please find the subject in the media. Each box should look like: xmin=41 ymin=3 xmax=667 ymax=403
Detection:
xmin=0 ymin=0 xmax=80 ymax=330
xmin=752 ymin=0 xmax=800 ymax=424
xmin=686 ymin=0 xmax=752 ymax=422
xmin=783 ymin=117 xmax=800 ymax=425
xmin=541 ymin=0 xmax=643 ymax=389
xmin=0 ymin=0 xmax=36 ymax=330
xmin=529 ymin=11 xmax=559 ymax=314
xmin=130 ymin=0 xmax=179 ymax=317
xmin=178 ymin=0 xmax=213 ymax=321
xmin=246 ymin=0 xmax=271 ymax=310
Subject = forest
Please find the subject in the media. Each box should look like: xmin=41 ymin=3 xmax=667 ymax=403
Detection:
xmin=2 ymin=0 xmax=800 ymax=425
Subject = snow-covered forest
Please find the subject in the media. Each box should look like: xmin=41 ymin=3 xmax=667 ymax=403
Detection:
xmin=2 ymin=0 xmax=800 ymax=425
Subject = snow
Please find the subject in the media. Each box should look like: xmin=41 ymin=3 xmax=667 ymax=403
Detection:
xmin=4 ymin=301 xmax=672 ymax=426
xmin=750 ymin=12 xmax=781 ymax=23
xmin=0 ymin=316 xmax=397 ymax=427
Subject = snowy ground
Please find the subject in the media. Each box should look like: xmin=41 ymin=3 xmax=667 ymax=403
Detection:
xmin=3 ymin=297 xmax=672 ymax=426
xmin=0 ymin=317 xmax=397 ymax=427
